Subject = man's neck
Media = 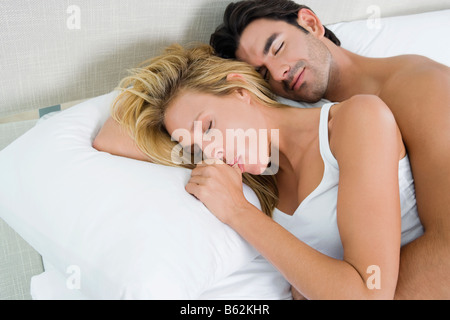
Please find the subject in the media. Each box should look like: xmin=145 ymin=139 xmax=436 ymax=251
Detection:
xmin=323 ymin=42 xmax=386 ymax=102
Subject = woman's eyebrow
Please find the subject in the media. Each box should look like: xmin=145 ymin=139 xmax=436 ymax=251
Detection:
xmin=263 ymin=33 xmax=279 ymax=56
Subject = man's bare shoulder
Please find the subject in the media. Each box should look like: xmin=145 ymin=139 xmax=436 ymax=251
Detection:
xmin=385 ymin=54 xmax=449 ymax=77
xmin=380 ymin=55 xmax=449 ymax=102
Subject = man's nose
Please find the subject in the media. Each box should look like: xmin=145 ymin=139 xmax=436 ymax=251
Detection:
xmin=268 ymin=61 xmax=290 ymax=82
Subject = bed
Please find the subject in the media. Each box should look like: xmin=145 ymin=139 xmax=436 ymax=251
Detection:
xmin=1 ymin=0 xmax=449 ymax=300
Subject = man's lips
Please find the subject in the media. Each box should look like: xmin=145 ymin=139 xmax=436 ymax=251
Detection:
xmin=290 ymin=68 xmax=305 ymax=91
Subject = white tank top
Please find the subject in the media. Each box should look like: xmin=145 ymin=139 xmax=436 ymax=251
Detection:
xmin=272 ymin=102 xmax=424 ymax=260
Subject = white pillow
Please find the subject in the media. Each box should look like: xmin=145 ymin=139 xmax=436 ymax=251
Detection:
xmin=0 ymin=91 xmax=291 ymax=299
xmin=326 ymin=9 xmax=450 ymax=67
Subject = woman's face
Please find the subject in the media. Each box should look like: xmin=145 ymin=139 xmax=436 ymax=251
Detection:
xmin=164 ymin=89 xmax=271 ymax=175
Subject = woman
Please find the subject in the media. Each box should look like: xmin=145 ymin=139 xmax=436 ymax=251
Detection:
xmin=94 ymin=44 xmax=423 ymax=299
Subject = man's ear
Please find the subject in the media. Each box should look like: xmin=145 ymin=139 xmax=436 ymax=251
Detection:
xmin=226 ymin=73 xmax=251 ymax=104
xmin=296 ymin=8 xmax=325 ymax=38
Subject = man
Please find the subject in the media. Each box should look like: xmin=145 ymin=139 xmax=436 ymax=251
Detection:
xmin=210 ymin=0 xmax=450 ymax=299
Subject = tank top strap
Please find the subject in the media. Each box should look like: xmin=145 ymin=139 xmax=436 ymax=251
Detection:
xmin=319 ymin=103 xmax=339 ymax=170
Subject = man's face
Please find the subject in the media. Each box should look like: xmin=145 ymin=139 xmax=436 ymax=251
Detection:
xmin=236 ymin=18 xmax=332 ymax=103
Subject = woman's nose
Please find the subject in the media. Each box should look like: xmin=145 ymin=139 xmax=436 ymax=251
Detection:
xmin=212 ymin=148 xmax=224 ymax=161
xmin=203 ymin=143 xmax=224 ymax=161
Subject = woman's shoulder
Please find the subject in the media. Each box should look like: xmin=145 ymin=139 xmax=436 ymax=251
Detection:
xmin=328 ymin=95 xmax=402 ymax=161
xmin=332 ymin=95 xmax=394 ymax=123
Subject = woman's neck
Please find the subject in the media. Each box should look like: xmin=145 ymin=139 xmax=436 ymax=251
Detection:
xmin=263 ymin=105 xmax=321 ymax=175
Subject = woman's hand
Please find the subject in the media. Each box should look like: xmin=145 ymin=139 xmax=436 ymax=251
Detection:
xmin=185 ymin=159 xmax=250 ymax=225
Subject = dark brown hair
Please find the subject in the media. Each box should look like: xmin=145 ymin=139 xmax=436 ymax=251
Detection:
xmin=210 ymin=0 xmax=341 ymax=59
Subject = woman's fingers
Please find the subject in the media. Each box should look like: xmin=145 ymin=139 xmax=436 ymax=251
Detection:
xmin=185 ymin=180 xmax=199 ymax=198
xmin=191 ymin=159 xmax=223 ymax=177
xmin=185 ymin=173 xmax=209 ymax=199
xmin=188 ymin=174 xmax=208 ymax=185
xmin=184 ymin=158 xmax=247 ymax=224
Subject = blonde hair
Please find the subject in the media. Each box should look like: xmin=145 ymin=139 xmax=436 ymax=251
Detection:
xmin=112 ymin=44 xmax=285 ymax=216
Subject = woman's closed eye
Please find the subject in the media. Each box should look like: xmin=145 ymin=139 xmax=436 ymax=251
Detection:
xmin=204 ymin=120 xmax=213 ymax=135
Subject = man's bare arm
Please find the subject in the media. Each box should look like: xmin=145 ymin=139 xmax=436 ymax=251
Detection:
xmin=380 ymin=57 xmax=450 ymax=299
